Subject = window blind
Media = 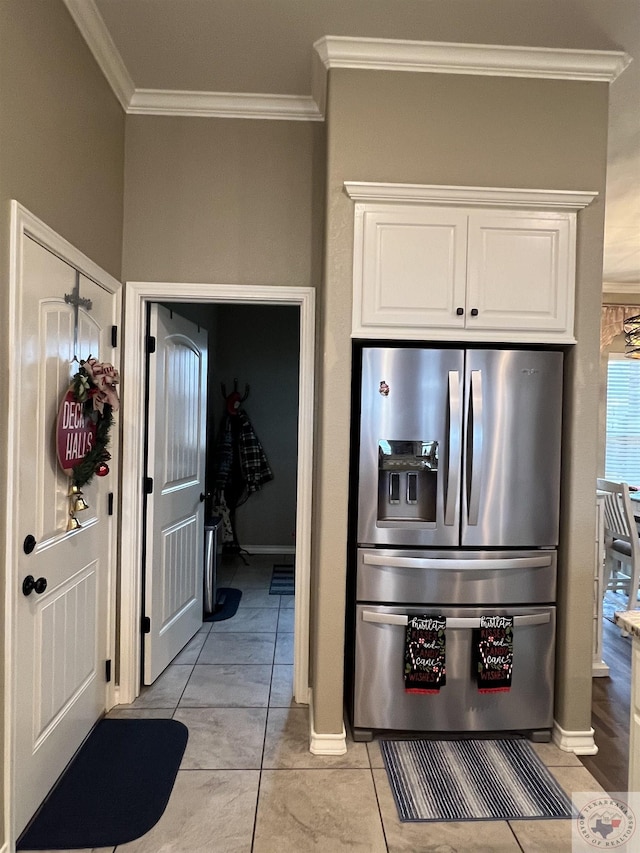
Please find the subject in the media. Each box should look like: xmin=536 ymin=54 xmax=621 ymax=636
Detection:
xmin=605 ymin=358 xmax=640 ymax=486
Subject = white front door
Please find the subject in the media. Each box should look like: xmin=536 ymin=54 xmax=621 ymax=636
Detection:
xmin=13 ymin=235 xmax=119 ymax=836
xmin=144 ymin=304 xmax=208 ymax=684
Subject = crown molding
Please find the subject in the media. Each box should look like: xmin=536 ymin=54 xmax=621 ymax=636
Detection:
xmin=603 ymin=281 xmax=640 ymax=294
xmin=315 ymin=36 xmax=631 ymax=83
xmin=62 ymin=0 xmax=134 ymax=111
xmin=63 ymin=3 xmax=631 ymax=122
xmin=344 ymin=182 xmax=598 ymax=210
xmin=128 ymin=89 xmax=323 ymax=121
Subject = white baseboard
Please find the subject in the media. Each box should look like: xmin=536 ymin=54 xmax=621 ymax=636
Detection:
xmin=240 ymin=545 xmax=296 ymax=555
xmin=592 ymin=660 xmax=611 ymax=677
xmin=294 ymin=682 xmax=311 ymax=706
xmin=308 ymin=690 xmax=347 ymax=755
xmin=552 ymin=721 xmax=598 ymax=755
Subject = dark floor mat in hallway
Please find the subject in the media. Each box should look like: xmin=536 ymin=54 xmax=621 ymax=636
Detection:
xmin=17 ymin=718 xmax=188 ymax=850
xmin=203 ymin=586 xmax=242 ymax=621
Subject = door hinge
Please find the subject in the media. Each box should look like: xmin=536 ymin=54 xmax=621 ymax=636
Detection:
xmin=144 ymin=477 xmax=154 ymax=495
xmin=107 ymin=492 xmax=114 ymax=516
xmin=105 ymin=659 xmax=112 ymax=683
xmin=141 ymin=616 xmax=151 ymax=634
xmin=146 ymin=335 xmax=156 ymax=354
xmin=111 ymin=325 xmax=118 ymax=347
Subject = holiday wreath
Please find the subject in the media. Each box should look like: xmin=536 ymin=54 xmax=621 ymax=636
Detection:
xmin=68 ymin=357 xmax=120 ymax=487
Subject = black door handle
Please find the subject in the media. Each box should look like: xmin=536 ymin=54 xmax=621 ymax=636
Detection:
xmin=200 ymin=493 xmax=206 ymax=502
xmin=22 ymin=575 xmax=48 ymax=596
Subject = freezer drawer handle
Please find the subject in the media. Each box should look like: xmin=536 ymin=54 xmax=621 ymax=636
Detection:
xmin=362 ymin=553 xmax=553 ymax=570
xmin=361 ymin=611 xmax=551 ymax=628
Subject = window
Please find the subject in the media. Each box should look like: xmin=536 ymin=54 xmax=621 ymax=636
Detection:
xmin=605 ymin=355 xmax=640 ymax=486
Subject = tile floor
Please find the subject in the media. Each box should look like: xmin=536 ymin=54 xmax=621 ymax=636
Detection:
xmin=25 ymin=553 xmax=605 ymax=853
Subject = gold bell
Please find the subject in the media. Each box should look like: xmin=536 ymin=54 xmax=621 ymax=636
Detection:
xmin=66 ymin=514 xmax=82 ymax=532
xmin=68 ymin=483 xmax=82 ymax=496
xmin=72 ymin=494 xmax=89 ymax=513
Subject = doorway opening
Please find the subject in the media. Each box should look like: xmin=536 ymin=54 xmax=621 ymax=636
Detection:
xmin=119 ymin=283 xmax=315 ymax=708
xmin=142 ymin=299 xmax=300 ymax=684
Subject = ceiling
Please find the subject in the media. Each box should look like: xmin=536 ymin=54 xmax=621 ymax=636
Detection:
xmin=73 ymin=0 xmax=640 ymax=288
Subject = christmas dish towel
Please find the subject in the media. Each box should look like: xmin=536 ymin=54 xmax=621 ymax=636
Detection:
xmin=404 ymin=615 xmax=446 ymax=694
xmin=475 ymin=615 xmax=514 ymax=693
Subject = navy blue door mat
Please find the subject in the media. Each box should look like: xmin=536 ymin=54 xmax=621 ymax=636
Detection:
xmin=17 ymin=718 xmax=188 ymax=850
xmin=380 ymin=738 xmax=574 ymax=822
xmin=269 ymin=563 xmax=295 ymax=595
xmin=203 ymin=587 xmax=242 ymax=621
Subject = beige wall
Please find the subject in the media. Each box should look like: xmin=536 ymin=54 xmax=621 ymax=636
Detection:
xmin=122 ymin=115 xmax=325 ymax=287
xmin=121 ymin=112 xmax=325 ymax=710
xmin=0 ymin=0 xmax=125 ymax=843
xmin=312 ymin=68 xmax=609 ymax=733
xmin=0 ymin=2 xmax=124 ymax=280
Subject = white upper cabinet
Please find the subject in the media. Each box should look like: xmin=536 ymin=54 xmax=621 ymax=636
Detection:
xmin=345 ymin=183 xmax=598 ymax=343
xmin=359 ymin=205 xmax=468 ymax=331
xmin=466 ymin=210 xmax=571 ymax=334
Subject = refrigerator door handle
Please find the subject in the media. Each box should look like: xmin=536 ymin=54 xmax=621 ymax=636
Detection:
xmin=362 ymin=553 xmax=553 ymax=570
xmin=445 ymin=370 xmax=462 ymax=525
xmin=362 ymin=610 xmax=551 ymax=628
xmin=468 ymin=369 xmax=483 ymax=525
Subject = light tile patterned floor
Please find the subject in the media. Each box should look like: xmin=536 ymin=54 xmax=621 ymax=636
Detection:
xmin=23 ymin=553 xmax=604 ymax=852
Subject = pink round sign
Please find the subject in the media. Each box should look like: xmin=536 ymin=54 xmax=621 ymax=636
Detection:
xmin=56 ymin=387 xmax=97 ymax=476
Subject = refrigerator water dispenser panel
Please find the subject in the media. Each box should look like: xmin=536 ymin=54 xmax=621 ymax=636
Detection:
xmin=377 ymin=440 xmax=437 ymax=525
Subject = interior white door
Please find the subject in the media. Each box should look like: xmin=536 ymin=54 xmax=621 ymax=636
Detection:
xmin=14 ymin=237 xmax=118 ymax=836
xmin=144 ymin=304 xmax=208 ymax=684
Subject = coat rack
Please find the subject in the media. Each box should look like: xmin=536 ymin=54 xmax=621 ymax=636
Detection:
xmin=221 ymin=378 xmax=250 ymax=415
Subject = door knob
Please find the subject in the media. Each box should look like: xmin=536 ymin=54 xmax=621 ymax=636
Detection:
xmin=470 ymin=308 xmax=479 ymax=316
xmin=22 ymin=575 xmax=48 ymax=596
xmin=200 ymin=493 xmax=206 ymax=502
xmin=456 ymin=307 xmax=464 ymax=316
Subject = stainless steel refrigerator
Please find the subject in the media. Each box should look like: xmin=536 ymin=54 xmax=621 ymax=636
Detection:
xmin=351 ymin=346 xmax=563 ymax=740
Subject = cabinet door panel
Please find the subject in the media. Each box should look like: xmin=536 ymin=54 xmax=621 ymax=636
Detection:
xmin=466 ymin=212 xmax=572 ymax=332
xmin=357 ymin=206 xmax=467 ymax=330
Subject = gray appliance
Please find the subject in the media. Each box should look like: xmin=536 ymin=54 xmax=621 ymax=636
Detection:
xmin=204 ymin=517 xmax=221 ymax=616
xmin=352 ymin=346 xmax=563 ymax=741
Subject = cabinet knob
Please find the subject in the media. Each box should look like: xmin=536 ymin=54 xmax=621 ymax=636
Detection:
xmin=456 ymin=307 xmax=464 ymax=316
xmin=470 ymin=308 xmax=479 ymax=317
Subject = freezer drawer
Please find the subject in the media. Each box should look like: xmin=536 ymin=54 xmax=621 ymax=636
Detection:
xmin=357 ymin=548 xmax=557 ymax=605
xmin=353 ymin=604 xmax=555 ymax=735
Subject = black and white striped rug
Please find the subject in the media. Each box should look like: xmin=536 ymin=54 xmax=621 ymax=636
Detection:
xmin=380 ymin=738 xmax=574 ymax=822
xmin=269 ymin=563 xmax=295 ymax=595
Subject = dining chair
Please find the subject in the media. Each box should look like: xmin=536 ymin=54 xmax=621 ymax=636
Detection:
xmin=597 ymin=478 xmax=640 ymax=608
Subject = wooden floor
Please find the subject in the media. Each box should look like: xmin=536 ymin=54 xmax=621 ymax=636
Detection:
xmin=579 ymin=616 xmax=632 ymax=792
